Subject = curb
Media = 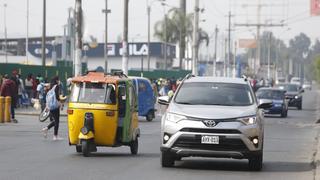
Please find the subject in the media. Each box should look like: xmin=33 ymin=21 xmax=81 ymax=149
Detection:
xmin=15 ymin=112 xmax=68 ymax=117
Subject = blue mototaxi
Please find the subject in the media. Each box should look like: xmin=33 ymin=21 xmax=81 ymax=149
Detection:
xmin=131 ymin=77 xmax=156 ymax=121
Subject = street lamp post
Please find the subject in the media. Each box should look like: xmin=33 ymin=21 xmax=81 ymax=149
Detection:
xmin=147 ymin=0 xmax=165 ymax=72
xmin=122 ymin=0 xmax=129 ymax=75
xmin=102 ymin=0 xmax=111 ymax=74
xmin=42 ymin=0 xmax=46 ymax=66
xmin=3 ymin=3 xmax=8 ymax=63
xmin=192 ymin=0 xmax=199 ymax=75
xmin=26 ymin=0 xmax=29 ymax=64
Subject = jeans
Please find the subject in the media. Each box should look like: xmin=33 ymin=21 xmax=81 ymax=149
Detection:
xmin=11 ymin=104 xmax=15 ymax=119
xmin=47 ymin=108 xmax=60 ymax=136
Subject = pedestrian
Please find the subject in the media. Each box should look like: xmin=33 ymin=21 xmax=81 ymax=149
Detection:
xmin=16 ymin=74 xmax=25 ymax=107
xmin=36 ymin=79 xmax=48 ymax=111
xmin=25 ymin=74 xmax=34 ymax=100
xmin=41 ymin=76 xmax=65 ymax=140
xmin=0 ymin=74 xmax=18 ymax=123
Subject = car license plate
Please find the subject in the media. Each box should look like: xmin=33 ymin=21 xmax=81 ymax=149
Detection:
xmin=201 ymin=136 xmax=219 ymax=144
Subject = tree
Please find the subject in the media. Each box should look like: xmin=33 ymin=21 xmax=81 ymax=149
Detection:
xmin=153 ymin=8 xmax=209 ymax=63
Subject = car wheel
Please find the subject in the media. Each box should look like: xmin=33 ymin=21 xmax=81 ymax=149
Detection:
xmin=248 ymin=153 xmax=263 ymax=171
xmin=146 ymin=110 xmax=154 ymax=122
xmin=76 ymin=145 xmax=82 ymax=153
xmin=161 ymin=151 xmax=175 ymax=167
xmin=130 ymin=138 xmax=139 ymax=155
xmin=297 ymin=103 xmax=302 ymax=110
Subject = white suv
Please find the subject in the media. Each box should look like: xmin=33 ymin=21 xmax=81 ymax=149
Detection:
xmin=158 ymin=76 xmax=272 ymax=171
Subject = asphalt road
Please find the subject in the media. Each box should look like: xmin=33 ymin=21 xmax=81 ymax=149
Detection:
xmin=0 ymin=89 xmax=319 ymax=180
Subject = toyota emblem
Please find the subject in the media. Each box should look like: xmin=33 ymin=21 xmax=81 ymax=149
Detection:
xmin=203 ymin=120 xmax=216 ymax=127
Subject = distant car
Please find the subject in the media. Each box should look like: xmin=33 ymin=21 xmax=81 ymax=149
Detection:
xmin=276 ymin=77 xmax=285 ymax=84
xmin=158 ymin=76 xmax=272 ymax=171
xmin=290 ymin=77 xmax=301 ymax=86
xmin=256 ymin=88 xmax=288 ymax=117
xmin=275 ymin=83 xmax=304 ymax=110
xmin=302 ymin=81 xmax=312 ymax=91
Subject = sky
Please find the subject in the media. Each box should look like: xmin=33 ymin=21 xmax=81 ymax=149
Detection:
xmin=0 ymin=0 xmax=319 ymax=46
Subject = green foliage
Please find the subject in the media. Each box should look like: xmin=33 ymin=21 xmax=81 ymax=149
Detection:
xmin=314 ymin=56 xmax=320 ymax=83
xmin=153 ymin=8 xmax=209 ymax=47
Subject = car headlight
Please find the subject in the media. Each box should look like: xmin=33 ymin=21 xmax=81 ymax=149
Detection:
xmin=238 ymin=116 xmax=257 ymax=125
xmin=165 ymin=113 xmax=187 ymax=123
xmin=295 ymin=95 xmax=299 ymax=99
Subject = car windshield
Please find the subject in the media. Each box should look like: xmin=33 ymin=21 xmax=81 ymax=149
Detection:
xmin=175 ymin=82 xmax=254 ymax=106
xmin=276 ymin=84 xmax=299 ymax=92
xmin=70 ymin=82 xmax=116 ymax=104
xmin=256 ymin=90 xmax=284 ymax=100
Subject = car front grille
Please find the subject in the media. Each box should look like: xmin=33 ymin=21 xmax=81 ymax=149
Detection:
xmin=173 ymin=135 xmax=248 ymax=152
xmin=180 ymin=128 xmax=241 ymax=134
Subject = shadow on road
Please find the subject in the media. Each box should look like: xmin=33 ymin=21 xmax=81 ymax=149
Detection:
xmin=173 ymin=159 xmax=313 ymax=172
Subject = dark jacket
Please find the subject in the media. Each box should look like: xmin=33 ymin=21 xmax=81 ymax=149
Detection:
xmin=1 ymin=79 xmax=18 ymax=106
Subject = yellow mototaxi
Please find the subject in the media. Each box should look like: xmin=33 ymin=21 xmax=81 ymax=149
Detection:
xmin=67 ymin=72 xmax=140 ymax=157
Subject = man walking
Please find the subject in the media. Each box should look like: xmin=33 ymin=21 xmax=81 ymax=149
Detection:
xmin=0 ymin=74 xmax=18 ymax=123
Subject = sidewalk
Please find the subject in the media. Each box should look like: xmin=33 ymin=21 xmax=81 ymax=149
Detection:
xmin=315 ymin=88 xmax=320 ymax=180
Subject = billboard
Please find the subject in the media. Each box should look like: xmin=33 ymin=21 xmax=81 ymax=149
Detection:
xmin=311 ymin=0 xmax=320 ymax=16
xmin=238 ymin=39 xmax=257 ymax=49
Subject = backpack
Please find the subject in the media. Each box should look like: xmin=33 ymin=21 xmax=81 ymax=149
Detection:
xmin=46 ymin=85 xmax=59 ymax=110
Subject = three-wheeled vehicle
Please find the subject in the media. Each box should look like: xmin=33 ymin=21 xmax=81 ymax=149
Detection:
xmin=68 ymin=72 xmax=140 ymax=157
xmin=131 ymin=77 xmax=156 ymax=121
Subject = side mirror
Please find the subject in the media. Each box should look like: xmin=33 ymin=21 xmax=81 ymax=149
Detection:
xmin=258 ymin=99 xmax=273 ymax=109
xmin=158 ymin=96 xmax=170 ymax=106
xmin=300 ymin=89 xmax=305 ymax=93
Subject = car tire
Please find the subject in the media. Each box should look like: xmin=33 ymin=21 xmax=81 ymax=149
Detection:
xmin=76 ymin=145 xmax=82 ymax=153
xmin=146 ymin=110 xmax=154 ymax=122
xmin=297 ymin=103 xmax=302 ymax=110
xmin=161 ymin=151 xmax=175 ymax=167
xmin=248 ymin=153 xmax=263 ymax=171
xmin=130 ymin=138 xmax=139 ymax=155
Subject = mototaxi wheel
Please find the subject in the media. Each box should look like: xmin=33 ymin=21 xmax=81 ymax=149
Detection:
xmin=130 ymin=138 xmax=139 ymax=155
xmin=81 ymin=140 xmax=90 ymax=157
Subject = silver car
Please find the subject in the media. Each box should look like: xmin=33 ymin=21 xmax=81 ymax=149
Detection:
xmin=158 ymin=76 xmax=272 ymax=171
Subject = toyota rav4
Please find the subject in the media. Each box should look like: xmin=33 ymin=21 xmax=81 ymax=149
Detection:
xmin=158 ymin=76 xmax=272 ymax=171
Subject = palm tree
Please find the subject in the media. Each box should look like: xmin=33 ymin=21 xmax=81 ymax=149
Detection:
xmin=154 ymin=8 xmax=209 ymax=65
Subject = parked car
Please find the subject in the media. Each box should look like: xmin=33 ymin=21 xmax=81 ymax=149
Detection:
xmin=131 ymin=77 xmax=156 ymax=121
xmin=276 ymin=77 xmax=286 ymax=84
xmin=256 ymin=88 xmax=288 ymax=117
xmin=275 ymin=83 xmax=304 ymax=110
xmin=158 ymin=76 xmax=272 ymax=171
xmin=302 ymin=81 xmax=312 ymax=91
xmin=290 ymin=77 xmax=301 ymax=86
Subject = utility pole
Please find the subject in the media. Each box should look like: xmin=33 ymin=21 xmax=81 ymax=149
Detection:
xmin=224 ymin=38 xmax=227 ymax=77
xmin=3 ymin=3 xmax=8 ymax=63
xmin=179 ymin=0 xmax=186 ymax=70
xmin=235 ymin=1 xmax=284 ymax=76
xmin=75 ymin=0 xmax=83 ymax=76
xmin=227 ymin=11 xmax=232 ymax=77
xmin=147 ymin=5 xmax=151 ymax=71
xmin=233 ymin=41 xmax=237 ymax=78
xmin=41 ymin=0 xmax=46 ymax=66
xmin=267 ymin=32 xmax=272 ymax=80
xmin=122 ymin=0 xmax=129 ymax=75
xmin=103 ymin=0 xmax=111 ymax=74
xmin=164 ymin=13 xmax=168 ymax=71
xmin=192 ymin=0 xmax=199 ymax=75
xmin=26 ymin=0 xmax=29 ymax=64
xmin=213 ymin=25 xmax=219 ymax=76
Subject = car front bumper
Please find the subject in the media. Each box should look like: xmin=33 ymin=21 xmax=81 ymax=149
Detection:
xmin=161 ymin=119 xmax=263 ymax=159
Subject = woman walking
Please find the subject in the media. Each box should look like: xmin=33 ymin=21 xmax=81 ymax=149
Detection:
xmin=41 ymin=76 xmax=64 ymax=141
